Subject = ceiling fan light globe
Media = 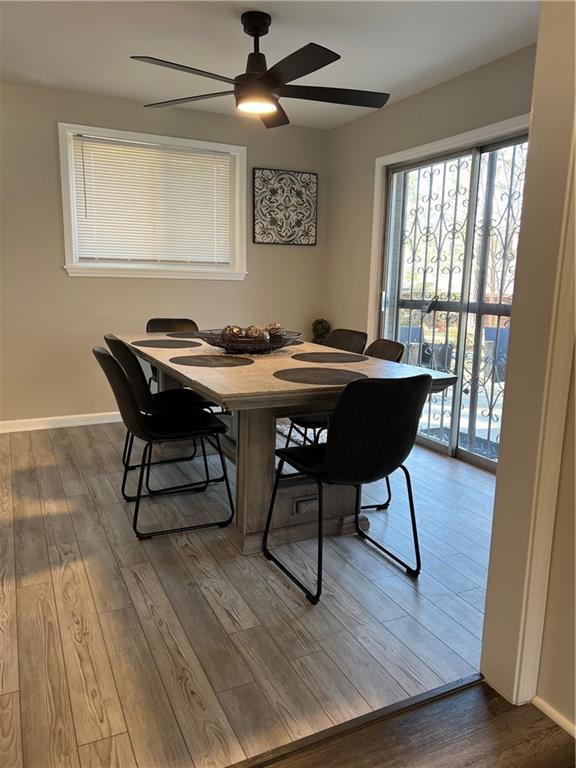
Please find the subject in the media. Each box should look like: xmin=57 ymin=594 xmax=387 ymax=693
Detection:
xmin=237 ymin=98 xmax=278 ymax=114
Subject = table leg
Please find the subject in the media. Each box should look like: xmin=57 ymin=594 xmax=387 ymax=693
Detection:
xmin=231 ymin=409 xmax=368 ymax=554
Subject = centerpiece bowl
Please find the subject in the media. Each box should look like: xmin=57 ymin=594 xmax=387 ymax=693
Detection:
xmin=195 ymin=329 xmax=302 ymax=355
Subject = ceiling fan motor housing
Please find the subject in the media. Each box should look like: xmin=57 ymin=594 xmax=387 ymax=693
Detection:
xmin=234 ymin=71 xmax=278 ymax=107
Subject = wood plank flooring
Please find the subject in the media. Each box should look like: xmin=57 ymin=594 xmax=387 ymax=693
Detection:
xmin=232 ymin=682 xmax=574 ymax=768
xmin=0 ymin=423 xmax=498 ymax=767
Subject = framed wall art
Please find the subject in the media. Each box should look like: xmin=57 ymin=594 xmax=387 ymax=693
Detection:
xmin=253 ymin=167 xmax=318 ymax=245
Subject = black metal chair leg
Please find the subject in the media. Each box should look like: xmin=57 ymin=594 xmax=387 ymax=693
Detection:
xmin=200 ymin=437 xmax=210 ymax=485
xmin=402 ymin=465 xmax=422 ymax=575
xmin=263 ymin=462 xmax=323 ymax=604
xmin=122 ymin=436 xmax=208 ymax=502
xmin=122 ymin=430 xmax=131 ymax=467
xmin=132 ymin=442 xmax=152 ymax=539
xmin=285 ymin=421 xmax=294 ymax=448
xmin=131 ymin=432 xmax=235 ymax=540
xmin=361 ymin=475 xmax=392 ymax=511
xmin=355 ymin=466 xmax=421 ymax=577
xmin=262 ymin=460 xmax=283 ymax=556
xmin=144 ymin=437 xmax=207 ymax=496
xmin=214 ymin=433 xmax=235 ymax=527
xmin=125 ymin=440 xmax=198 ymax=472
xmin=121 ymin=433 xmax=135 ymax=498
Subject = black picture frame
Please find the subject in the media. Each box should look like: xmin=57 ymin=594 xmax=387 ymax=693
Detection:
xmin=252 ymin=167 xmax=318 ymax=246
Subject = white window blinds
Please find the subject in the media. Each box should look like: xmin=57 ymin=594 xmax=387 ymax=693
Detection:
xmin=71 ymin=134 xmax=234 ymax=265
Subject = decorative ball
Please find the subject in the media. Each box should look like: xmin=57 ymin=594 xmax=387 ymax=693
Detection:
xmin=222 ymin=324 xmax=243 ymax=340
xmin=265 ymin=323 xmax=285 ymax=337
xmin=245 ymin=324 xmax=263 ymax=339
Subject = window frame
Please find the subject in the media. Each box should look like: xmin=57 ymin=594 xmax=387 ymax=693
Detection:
xmin=58 ymin=123 xmax=247 ymax=280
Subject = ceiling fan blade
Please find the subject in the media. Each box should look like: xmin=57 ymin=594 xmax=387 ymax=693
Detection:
xmin=279 ymin=84 xmax=390 ymax=108
xmin=260 ymin=103 xmax=290 ymax=129
xmin=259 ymin=43 xmax=340 ymax=88
xmin=144 ymin=91 xmax=235 ymax=108
xmin=131 ymin=56 xmax=235 ymax=85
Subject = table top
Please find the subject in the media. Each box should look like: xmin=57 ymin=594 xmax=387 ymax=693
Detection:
xmin=118 ymin=333 xmax=458 ymax=412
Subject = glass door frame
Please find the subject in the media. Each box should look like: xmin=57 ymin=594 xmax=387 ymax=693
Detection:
xmin=379 ymin=134 xmax=528 ymax=472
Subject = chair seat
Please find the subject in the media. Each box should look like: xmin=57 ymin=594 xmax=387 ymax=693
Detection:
xmin=291 ymin=412 xmax=330 ymax=430
xmin=144 ymin=408 xmax=226 ymax=441
xmin=153 ymin=388 xmax=214 ymax=411
xmin=276 ymin=444 xmax=327 ymax=477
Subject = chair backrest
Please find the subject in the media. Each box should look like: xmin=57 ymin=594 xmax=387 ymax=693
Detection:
xmin=146 ymin=317 xmax=199 ymax=333
xmin=365 ymin=338 xmax=405 ymax=363
xmin=93 ymin=347 xmax=150 ymax=441
xmin=104 ymin=335 xmax=156 ymax=413
xmin=323 ymin=328 xmax=367 ymax=354
xmin=323 ymin=375 xmax=432 ymax=485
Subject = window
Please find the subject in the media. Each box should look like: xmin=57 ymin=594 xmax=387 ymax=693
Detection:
xmin=58 ymin=124 xmax=246 ymax=279
xmin=381 ymin=136 xmax=528 ymax=465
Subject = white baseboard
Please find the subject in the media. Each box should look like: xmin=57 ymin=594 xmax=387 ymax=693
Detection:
xmin=532 ymin=695 xmax=576 ymax=737
xmin=0 ymin=411 xmax=121 ymax=434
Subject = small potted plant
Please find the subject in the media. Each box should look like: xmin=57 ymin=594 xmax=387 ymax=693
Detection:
xmin=312 ymin=318 xmax=330 ymax=344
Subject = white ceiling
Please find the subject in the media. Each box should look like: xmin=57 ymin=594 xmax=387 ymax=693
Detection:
xmin=0 ymin=1 xmax=539 ymax=130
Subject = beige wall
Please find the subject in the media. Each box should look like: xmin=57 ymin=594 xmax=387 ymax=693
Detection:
xmin=0 ymin=83 xmax=330 ymax=420
xmin=538 ymin=363 xmax=575 ymax=725
xmin=325 ymin=45 xmax=535 ymax=331
xmin=0 ymin=45 xmax=537 ymax=421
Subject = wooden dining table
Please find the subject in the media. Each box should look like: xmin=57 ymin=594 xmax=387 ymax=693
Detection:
xmin=118 ymin=332 xmax=457 ymax=554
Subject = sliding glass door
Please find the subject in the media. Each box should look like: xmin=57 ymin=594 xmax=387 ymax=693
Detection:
xmin=381 ymin=137 xmax=528 ymax=466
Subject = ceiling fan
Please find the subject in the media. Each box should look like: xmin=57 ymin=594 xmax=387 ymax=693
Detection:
xmin=131 ymin=10 xmax=390 ymax=128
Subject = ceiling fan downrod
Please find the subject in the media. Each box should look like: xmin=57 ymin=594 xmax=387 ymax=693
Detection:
xmin=241 ymin=11 xmax=271 ymax=75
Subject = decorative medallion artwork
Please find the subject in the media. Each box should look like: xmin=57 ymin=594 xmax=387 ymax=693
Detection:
xmin=253 ymin=168 xmax=318 ymax=245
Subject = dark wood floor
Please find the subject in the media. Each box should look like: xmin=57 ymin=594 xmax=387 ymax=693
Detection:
xmin=0 ymin=422 xmax=498 ymax=767
xmin=232 ymin=682 xmax=575 ymax=768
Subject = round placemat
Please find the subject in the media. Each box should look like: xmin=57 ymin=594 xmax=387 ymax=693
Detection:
xmin=170 ymin=354 xmax=254 ymax=368
xmin=132 ymin=339 xmax=201 ymax=349
xmin=273 ymin=367 xmax=367 ymax=385
xmin=291 ymin=352 xmax=368 ymax=364
xmin=166 ymin=332 xmax=201 ymax=339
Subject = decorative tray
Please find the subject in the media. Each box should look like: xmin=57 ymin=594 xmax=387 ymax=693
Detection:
xmin=195 ymin=329 xmax=302 ymax=355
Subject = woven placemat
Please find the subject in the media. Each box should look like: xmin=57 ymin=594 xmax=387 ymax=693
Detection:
xmin=166 ymin=332 xmax=201 ymax=339
xmin=132 ymin=339 xmax=201 ymax=349
xmin=273 ymin=367 xmax=367 ymax=385
xmin=291 ymin=352 xmax=368 ymax=364
xmin=169 ymin=354 xmax=254 ymax=368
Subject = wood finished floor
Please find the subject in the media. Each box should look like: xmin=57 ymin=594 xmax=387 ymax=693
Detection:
xmin=0 ymin=423 xmax=496 ymax=768
xmin=238 ymin=682 xmax=575 ymax=768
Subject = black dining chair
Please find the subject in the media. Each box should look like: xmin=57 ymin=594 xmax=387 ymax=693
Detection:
xmin=146 ymin=317 xmax=199 ymax=334
xmin=286 ymin=327 xmax=368 ymax=447
xmin=358 ymin=338 xmax=405 ymax=512
xmin=94 ymin=346 xmax=234 ymax=539
xmin=285 ymin=336 xmax=403 ymax=448
xmin=263 ymin=374 xmax=432 ymax=604
xmin=365 ymin=338 xmax=405 ymax=363
xmin=104 ymin=335 xmax=213 ymax=497
xmin=146 ymin=317 xmax=199 ymax=389
xmin=322 ymin=328 xmax=367 ymax=353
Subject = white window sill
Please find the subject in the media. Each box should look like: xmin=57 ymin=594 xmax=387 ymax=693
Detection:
xmin=64 ymin=264 xmax=247 ymax=281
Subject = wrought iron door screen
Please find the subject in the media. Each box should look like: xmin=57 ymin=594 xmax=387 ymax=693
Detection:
xmin=381 ymin=138 xmax=528 ymax=465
